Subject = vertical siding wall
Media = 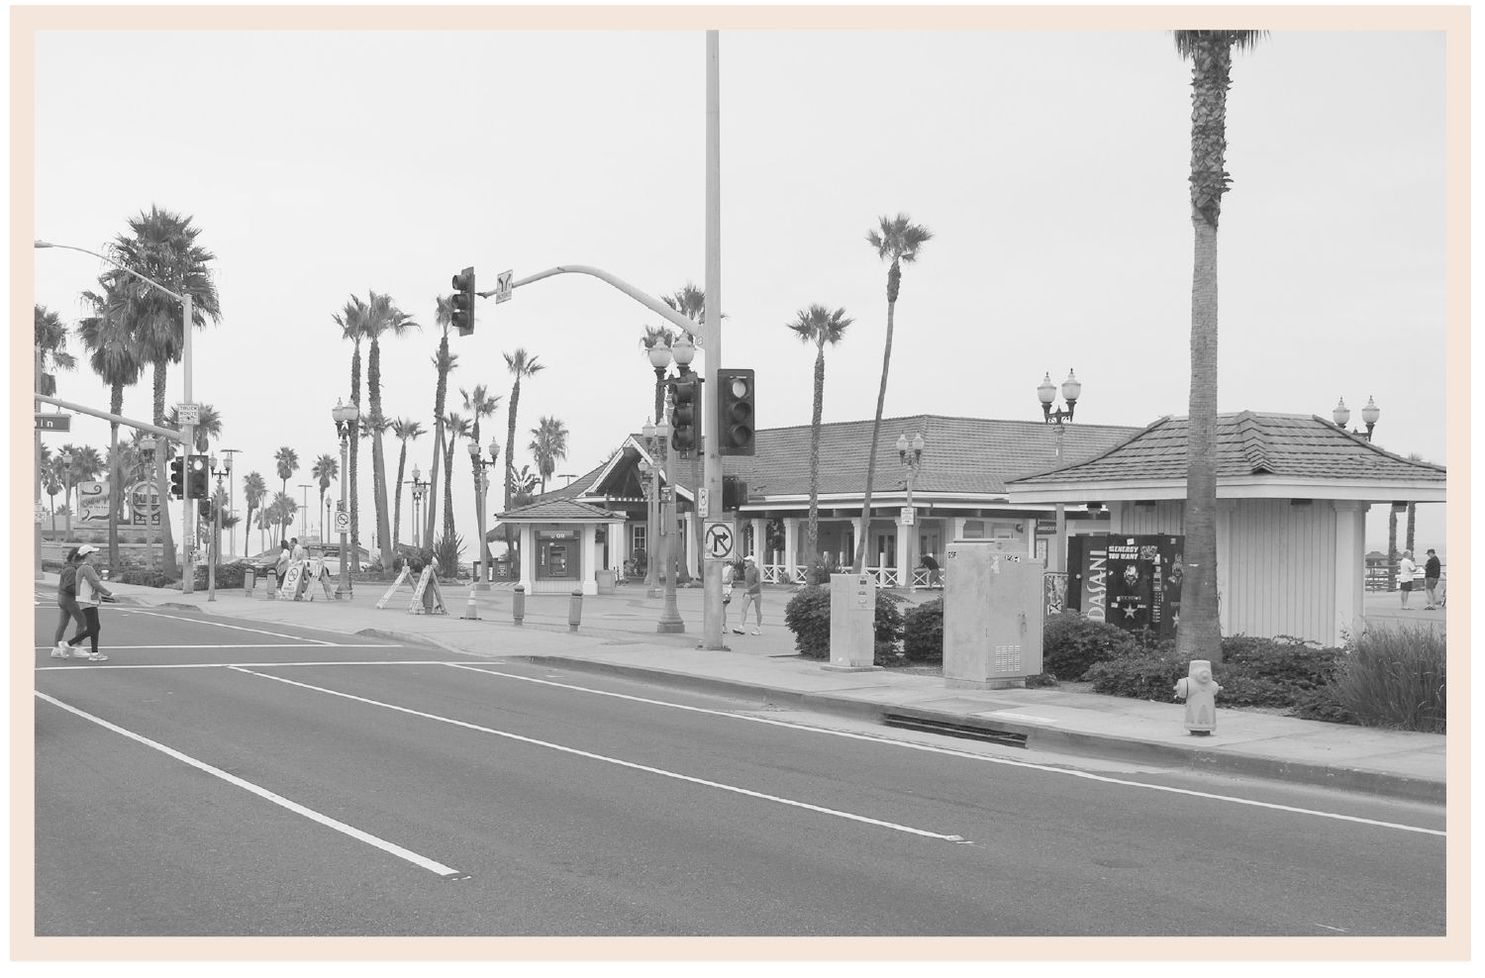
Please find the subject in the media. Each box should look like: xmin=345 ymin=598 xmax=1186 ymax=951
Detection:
xmin=1225 ymin=500 xmax=1335 ymax=643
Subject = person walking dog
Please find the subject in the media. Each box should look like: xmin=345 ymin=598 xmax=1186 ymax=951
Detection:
xmin=59 ymin=544 xmax=113 ymax=662
xmin=51 ymin=547 xmax=87 ymax=659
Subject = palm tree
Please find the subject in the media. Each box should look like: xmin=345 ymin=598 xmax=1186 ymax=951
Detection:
xmin=389 ymin=419 xmax=424 ymax=550
xmin=528 ymin=416 xmax=570 ymax=494
xmin=273 ymin=446 xmax=300 ymax=505
xmin=34 ymin=304 xmax=77 ymax=395
xmin=271 ymin=490 xmax=297 ymax=545
xmin=502 ymin=350 xmax=545 ymax=568
xmin=44 ymin=456 xmax=64 ymax=530
xmin=105 ymin=205 xmax=221 ymax=578
xmin=426 ymin=295 xmax=459 ymax=550
xmin=787 ymin=304 xmax=854 ymax=573
xmin=77 ymin=285 xmax=144 ymax=569
xmin=461 ymin=384 xmax=502 ymax=568
xmin=164 ymin=403 xmax=223 ymax=453
xmin=332 ymin=296 xmax=369 ymax=571
xmin=1173 ymin=29 xmax=1265 ymax=665
xmin=312 ymin=453 xmax=339 ymax=542
xmin=61 ymin=445 xmax=105 ymax=519
xmin=441 ymin=411 xmax=470 ymax=543
xmin=357 ymin=291 xmax=420 ymax=570
xmin=853 ymin=213 xmax=932 ymax=573
xmin=242 ymin=471 xmax=267 ymax=556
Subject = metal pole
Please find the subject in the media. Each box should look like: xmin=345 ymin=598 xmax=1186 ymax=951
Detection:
xmin=474 ymin=465 xmax=489 ymax=592
xmin=905 ymin=462 xmax=915 ymax=593
xmin=180 ymin=293 xmax=195 ymax=593
xmin=1054 ymin=423 xmax=1067 ymax=573
xmin=658 ymin=482 xmax=685 ymax=632
xmin=337 ymin=431 xmax=352 ymax=599
xmin=34 ymin=350 xmax=44 ymax=580
xmin=208 ymin=491 xmax=220 ymax=602
xmin=647 ymin=461 xmax=662 ymax=598
xmin=702 ymin=29 xmax=725 ymax=649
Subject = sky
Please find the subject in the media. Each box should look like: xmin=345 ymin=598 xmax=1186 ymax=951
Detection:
xmin=22 ymin=17 xmax=1451 ymax=559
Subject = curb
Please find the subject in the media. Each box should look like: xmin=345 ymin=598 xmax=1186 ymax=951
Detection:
xmin=515 ymin=655 xmax=1446 ymax=805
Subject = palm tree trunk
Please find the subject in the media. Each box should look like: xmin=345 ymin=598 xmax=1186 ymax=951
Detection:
xmin=349 ymin=345 xmax=362 ymax=572
xmin=427 ymin=334 xmax=449 ymax=547
xmin=393 ymin=443 xmax=407 ymax=551
xmin=852 ymin=267 xmax=899 ymax=573
xmin=442 ymin=428 xmax=457 ymax=543
xmin=369 ymin=341 xmax=393 ymax=570
xmin=504 ymin=385 xmax=521 ymax=568
xmin=1405 ymin=502 xmax=1417 ymax=554
xmin=807 ymin=343 xmax=825 ymax=577
xmin=152 ymin=361 xmax=177 ymax=576
xmin=108 ymin=383 xmax=122 ymax=570
xmin=1176 ymin=218 xmax=1223 ymax=664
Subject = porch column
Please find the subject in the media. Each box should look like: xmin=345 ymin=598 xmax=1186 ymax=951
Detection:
xmin=1215 ymin=499 xmax=1237 ymax=636
xmin=685 ymin=510 xmax=698 ymax=577
xmin=610 ymin=519 xmax=627 ymax=571
xmin=1332 ymin=501 xmax=1367 ymax=645
xmin=951 ymin=517 xmax=965 ymax=542
xmin=751 ymin=517 xmax=766 ymax=558
xmin=783 ymin=517 xmax=799 ymax=581
xmin=894 ymin=512 xmax=911 ymax=587
xmin=582 ymin=524 xmax=599 ymax=595
xmin=519 ymin=525 xmax=536 ymax=591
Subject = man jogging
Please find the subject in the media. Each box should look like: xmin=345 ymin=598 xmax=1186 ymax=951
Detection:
xmin=59 ymin=544 xmax=113 ymax=662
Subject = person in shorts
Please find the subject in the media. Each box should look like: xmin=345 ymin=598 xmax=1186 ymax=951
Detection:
xmin=1423 ymin=549 xmax=1441 ymax=609
xmin=1397 ymin=550 xmax=1417 ymax=609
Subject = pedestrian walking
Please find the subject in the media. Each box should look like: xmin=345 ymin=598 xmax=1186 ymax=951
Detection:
xmin=51 ymin=547 xmax=88 ymax=659
xmin=1397 ymin=550 xmax=1417 ymax=609
xmin=723 ymin=559 xmax=744 ymax=635
xmin=60 ymin=544 xmax=113 ymax=662
xmin=921 ymin=552 xmax=942 ymax=587
xmin=275 ymin=539 xmax=291 ymax=588
xmin=1423 ymin=548 xmax=1442 ymax=609
xmin=291 ymin=537 xmax=306 ymax=563
xmin=736 ymin=554 xmax=764 ymax=635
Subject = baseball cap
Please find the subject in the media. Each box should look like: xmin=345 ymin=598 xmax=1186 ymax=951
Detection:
xmin=77 ymin=544 xmax=100 ymax=557
xmin=745 ymin=554 xmax=756 ymax=562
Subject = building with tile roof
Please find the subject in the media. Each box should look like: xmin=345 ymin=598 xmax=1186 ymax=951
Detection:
xmin=1005 ymin=412 xmax=1447 ymax=645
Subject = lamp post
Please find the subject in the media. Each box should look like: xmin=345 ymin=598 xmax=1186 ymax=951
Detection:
xmin=36 ymin=240 xmax=198 ymax=592
xmin=298 ymin=484 xmax=313 ymax=540
xmin=208 ymin=456 xmax=229 ymax=602
xmin=637 ymin=449 xmax=661 ymax=598
xmin=1037 ymin=369 xmax=1083 ymax=573
xmin=59 ymin=449 xmax=73 ymax=539
xmin=332 ymin=398 xmax=359 ymax=599
xmin=410 ymin=466 xmax=428 ymax=550
xmin=1332 ymin=396 xmax=1381 ymax=442
xmin=468 ymin=437 xmax=499 ymax=591
xmin=642 ymin=412 xmax=684 ymax=633
xmin=138 ymin=436 xmax=158 ymax=569
xmin=220 ymin=449 xmax=238 ymax=557
xmin=896 ymin=431 xmax=925 ymax=591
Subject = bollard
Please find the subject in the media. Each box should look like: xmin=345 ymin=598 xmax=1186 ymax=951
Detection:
xmin=264 ymin=570 xmax=277 ymax=600
xmin=512 ymin=584 xmax=525 ymax=625
xmin=568 ymin=588 xmax=583 ymax=631
xmin=244 ymin=566 xmax=256 ymax=598
xmin=1173 ymin=659 xmax=1222 ymax=735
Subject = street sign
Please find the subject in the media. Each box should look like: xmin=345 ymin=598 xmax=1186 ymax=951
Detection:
xmin=34 ymin=413 xmax=71 ymax=431
xmin=176 ymin=402 xmax=200 ymax=426
xmin=900 ymin=507 xmax=915 ymax=526
xmin=334 ymin=510 xmax=351 ymax=532
xmin=699 ymin=487 xmax=711 ymax=518
xmin=703 ymin=521 xmax=735 ymax=560
xmin=495 ymin=270 xmax=514 ymax=303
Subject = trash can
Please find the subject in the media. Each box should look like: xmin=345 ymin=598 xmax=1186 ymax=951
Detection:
xmin=595 ymin=569 xmax=616 ymax=594
xmin=472 ymin=560 xmax=483 ymax=582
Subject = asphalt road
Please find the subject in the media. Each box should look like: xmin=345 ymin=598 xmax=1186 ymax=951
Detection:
xmin=30 ymin=593 xmax=1447 ymax=937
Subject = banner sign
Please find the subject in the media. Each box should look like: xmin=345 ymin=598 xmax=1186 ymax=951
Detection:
xmin=76 ymin=481 xmax=110 ymax=525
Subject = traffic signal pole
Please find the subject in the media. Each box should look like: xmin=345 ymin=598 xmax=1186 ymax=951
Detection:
xmin=701 ymin=29 xmax=725 ymax=650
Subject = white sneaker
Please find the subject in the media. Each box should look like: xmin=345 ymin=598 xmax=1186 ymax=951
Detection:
xmin=751 ymin=627 xmax=761 ymax=635
xmin=81 ymin=652 xmax=109 ymax=662
xmin=50 ymin=643 xmax=69 ymax=659
xmin=731 ymin=627 xmax=745 ymax=635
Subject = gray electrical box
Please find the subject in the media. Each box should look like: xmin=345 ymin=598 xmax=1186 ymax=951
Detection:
xmin=824 ymin=573 xmax=878 ymax=671
xmin=943 ymin=541 xmax=1044 ymax=689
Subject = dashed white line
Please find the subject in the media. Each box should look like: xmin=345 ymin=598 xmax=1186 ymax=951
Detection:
xmin=34 ymin=691 xmax=465 ymax=879
xmin=231 ymin=666 xmax=970 ymax=844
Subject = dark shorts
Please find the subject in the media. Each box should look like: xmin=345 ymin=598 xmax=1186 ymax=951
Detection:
xmin=1400 ymin=581 xmax=1413 ymax=592
xmin=1425 ymin=577 xmax=1439 ymax=588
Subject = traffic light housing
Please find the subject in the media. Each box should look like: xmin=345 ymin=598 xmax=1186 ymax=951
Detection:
xmin=168 ymin=456 xmax=185 ymax=499
xmin=187 ymin=454 xmax=210 ymax=499
xmin=670 ymin=376 xmax=699 ymax=457
xmin=717 ymin=367 xmax=756 ymax=456
xmin=451 ymin=267 xmax=476 ymax=336
xmin=198 ymin=498 xmax=213 ymax=521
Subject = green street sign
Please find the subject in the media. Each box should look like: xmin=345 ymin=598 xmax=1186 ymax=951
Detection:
xmin=35 ymin=413 xmax=71 ymax=432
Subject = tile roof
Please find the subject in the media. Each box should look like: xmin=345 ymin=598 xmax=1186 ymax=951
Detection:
xmin=1007 ymin=412 xmax=1448 ymax=487
xmin=495 ymin=497 xmax=624 ymax=522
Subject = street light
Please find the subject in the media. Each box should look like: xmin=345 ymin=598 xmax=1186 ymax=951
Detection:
xmin=59 ymin=448 xmax=73 ymax=538
xmin=1333 ymin=396 xmax=1381 ymax=442
xmin=410 ymin=465 xmax=429 ymax=550
xmin=896 ymin=431 xmax=925 ymax=591
xmin=298 ymin=484 xmax=313 ymax=540
xmin=208 ymin=457 xmax=229 ymax=602
xmin=37 ymin=239 xmax=199 ymax=593
xmin=468 ymin=436 xmax=499 ymax=591
xmin=642 ymin=412 xmax=684 ymax=633
xmin=138 ymin=436 xmax=158 ymax=570
xmin=220 ymin=449 xmax=238 ymax=558
xmin=332 ymin=398 xmax=360 ymax=599
xmin=1038 ymin=369 xmax=1083 ymax=574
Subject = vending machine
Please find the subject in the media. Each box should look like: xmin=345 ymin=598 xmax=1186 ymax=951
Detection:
xmin=943 ymin=540 xmax=1044 ymax=689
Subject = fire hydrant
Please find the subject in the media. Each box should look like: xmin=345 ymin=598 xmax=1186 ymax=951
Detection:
xmin=1173 ymin=659 xmax=1222 ymax=735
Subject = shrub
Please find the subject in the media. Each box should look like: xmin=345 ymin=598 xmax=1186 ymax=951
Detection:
xmin=1084 ymin=647 xmax=1190 ymax=700
xmin=1042 ymin=612 xmax=1142 ymax=681
xmin=1323 ymin=623 xmax=1446 ymax=733
xmin=433 ymin=532 xmax=465 ymax=579
xmin=115 ymin=569 xmax=178 ymax=588
xmin=783 ymin=585 xmax=905 ymax=660
xmin=902 ymin=598 xmax=943 ymax=662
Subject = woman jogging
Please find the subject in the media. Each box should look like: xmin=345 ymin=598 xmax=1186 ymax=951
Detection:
xmin=51 ymin=547 xmax=87 ymax=659
xmin=59 ymin=544 xmax=113 ymax=662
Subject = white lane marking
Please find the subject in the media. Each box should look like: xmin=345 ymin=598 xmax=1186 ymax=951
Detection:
xmin=35 ymin=659 xmax=436 ymax=672
xmin=33 ymin=644 xmax=405 ymax=651
xmin=232 ymin=666 xmax=968 ymax=844
xmin=34 ymin=691 xmax=464 ymax=878
xmin=114 ymin=609 xmax=339 ymax=645
xmin=447 ymin=664 xmax=1447 ymax=839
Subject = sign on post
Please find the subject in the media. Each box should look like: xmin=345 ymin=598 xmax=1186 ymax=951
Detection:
xmin=704 ymin=521 xmax=735 ymax=560
xmin=35 ymin=413 xmax=71 ymax=432
xmin=495 ymin=270 xmax=514 ymax=303
xmin=176 ymin=403 xmax=200 ymax=427
xmin=900 ymin=507 xmax=915 ymax=526
xmin=334 ymin=510 xmax=351 ymax=533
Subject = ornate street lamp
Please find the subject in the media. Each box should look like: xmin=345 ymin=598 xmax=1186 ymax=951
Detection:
xmin=139 ymin=435 xmax=158 ymax=570
xmin=1333 ymin=396 xmax=1381 ymax=442
xmin=896 ymin=431 xmax=925 ymax=591
xmin=468 ymin=436 xmax=500 ymax=590
xmin=1038 ymin=369 xmax=1083 ymax=574
xmin=410 ymin=465 xmax=428 ymax=550
xmin=331 ymin=398 xmax=360 ymax=598
xmin=643 ymin=411 xmax=683 ymax=633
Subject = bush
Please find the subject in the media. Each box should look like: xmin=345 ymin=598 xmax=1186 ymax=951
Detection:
xmin=433 ymin=532 xmax=465 ymax=579
xmin=115 ymin=569 xmax=178 ymax=588
xmin=902 ymin=598 xmax=943 ymax=662
xmin=1042 ymin=612 xmax=1142 ymax=681
xmin=1322 ymin=623 xmax=1446 ymax=733
xmin=783 ymin=584 xmax=905 ymax=660
xmin=1084 ymin=647 xmax=1190 ymax=700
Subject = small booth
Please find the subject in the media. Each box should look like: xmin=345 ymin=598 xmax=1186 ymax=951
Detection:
xmin=492 ymin=497 xmax=626 ymax=596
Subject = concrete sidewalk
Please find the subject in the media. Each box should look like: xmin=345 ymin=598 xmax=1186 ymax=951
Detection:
xmin=36 ymin=572 xmax=1447 ymax=803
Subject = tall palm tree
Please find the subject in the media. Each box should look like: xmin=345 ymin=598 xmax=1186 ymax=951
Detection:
xmin=77 ymin=285 xmax=144 ymax=569
xmin=853 ymin=213 xmax=932 ymax=573
xmin=426 ymin=295 xmax=458 ymax=550
xmin=271 ymin=490 xmax=297 ymax=545
xmin=460 ymin=385 xmax=502 ymax=568
xmin=242 ymin=471 xmax=267 ymax=556
xmin=312 ymin=453 xmax=339 ymax=542
xmin=273 ymin=446 xmax=300 ymax=509
xmin=502 ymin=350 xmax=544 ymax=567
xmin=441 ymin=411 xmax=470 ymax=543
xmin=528 ymin=416 xmax=570 ymax=494
xmin=787 ymin=304 xmax=854 ymax=573
xmin=1173 ymin=29 xmax=1265 ymax=665
xmin=333 ymin=296 xmax=371 ymax=570
xmin=34 ymin=304 xmax=77 ymax=395
xmin=390 ymin=419 xmax=424 ymax=549
xmin=105 ymin=205 xmax=221 ymax=578
xmin=357 ymin=291 xmax=420 ymax=570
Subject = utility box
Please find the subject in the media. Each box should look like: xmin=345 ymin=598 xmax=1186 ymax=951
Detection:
xmin=824 ymin=573 xmax=878 ymax=671
xmin=943 ymin=541 xmax=1044 ymax=689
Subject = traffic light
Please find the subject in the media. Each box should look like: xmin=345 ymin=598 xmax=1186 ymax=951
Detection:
xmin=451 ymin=267 xmax=476 ymax=336
xmin=722 ymin=475 xmax=748 ymax=511
xmin=198 ymin=498 xmax=213 ymax=521
xmin=168 ymin=457 xmax=185 ymax=499
xmin=670 ymin=376 xmax=699 ymax=456
xmin=187 ymin=454 xmax=210 ymax=499
xmin=717 ymin=367 xmax=756 ymax=456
